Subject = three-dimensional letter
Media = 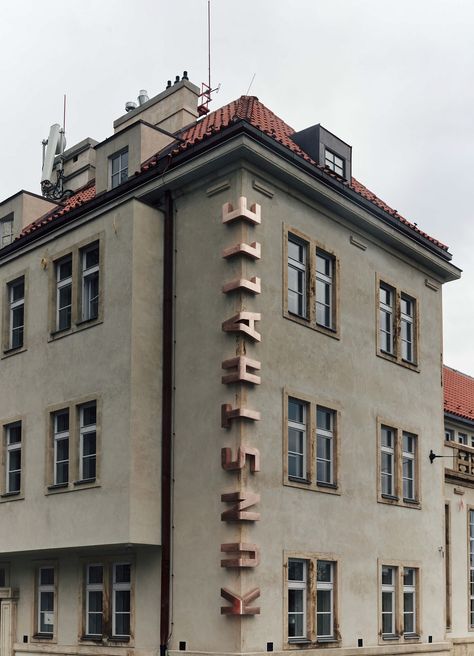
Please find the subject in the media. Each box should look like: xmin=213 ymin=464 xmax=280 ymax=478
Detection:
xmin=221 ymin=588 xmax=261 ymax=615
xmin=221 ymin=491 xmax=260 ymax=521
xmin=221 ymin=543 xmax=260 ymax=568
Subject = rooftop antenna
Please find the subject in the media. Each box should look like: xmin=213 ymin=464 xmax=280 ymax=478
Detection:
xmin=41 ymin=95 xmax=70 ymax=201
xmin=197 ymin=0 xmax=220 ymax=116
xmin=246 ymin=73 xmax=256 ymax=96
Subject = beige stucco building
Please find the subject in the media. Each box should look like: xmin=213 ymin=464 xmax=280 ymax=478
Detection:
xmin=0 ymin=73 xmax=467 ymax=656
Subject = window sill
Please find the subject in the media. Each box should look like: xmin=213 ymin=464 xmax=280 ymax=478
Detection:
xmin=381 ymin=494 xmax=399 ymax=501
xmin=376 ymin=350 xmax=419 ymax=373
xmin=381 ymin=635 xmax=400 ymax=641
xmin=73 ymin=478 xmax=97 ymax=486
xmin=1 ymin=346 xmax=27 ymax=360
xmin=403 ymin=498 xmax=420 ymax=505
xmin=284 ymin=479 xmax=340 ymax=496
xmin=403 ymin=634 xmax=420 ymax=641
xmin=0 ymin=492 xmax=23 ymax=502
xmin=283 ymin=311 xmax=340 ymax=341
xmin=288 ymin=476 xmax=311 ymax=484
xmin=317 ymin=637 xmax=339 ymax=644
xmin=48 ymin=319 xmax=103 ymax=343
xmin=107 ymin=636 xmax=131 ymax=644
xmin=32 ymin=634 xmax=54 ymax=641
xmin=288 ymin=638 xmax=312 ymax=644
xmin=47 ymin=483 xmax=69 ymax=491
xmin=316 ymin=481 xmax=337 ymax=490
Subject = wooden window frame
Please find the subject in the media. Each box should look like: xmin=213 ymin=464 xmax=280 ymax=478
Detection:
xmin=377 ymin=418 xmax=421 ymax=509
xmin=283 ymin=225 xmax=340 ymax=340
xmin=283 ymin=390 xmax=340 ymax=496
xmin=284 ymin=551 xmax=340 ymax=648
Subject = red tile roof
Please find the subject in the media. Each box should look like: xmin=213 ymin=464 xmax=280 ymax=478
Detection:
xmin=444 ymin=366 xmax=474 ymax=421
xmin=18 ymin=95 xmax=448 ymax=252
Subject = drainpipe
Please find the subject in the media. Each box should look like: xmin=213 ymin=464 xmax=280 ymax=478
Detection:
xmin=160 ymin=189 xmax=174 ymax=656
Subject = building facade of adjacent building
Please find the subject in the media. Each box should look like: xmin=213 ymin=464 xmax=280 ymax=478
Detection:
xmin=0 ymin=73 xmax=467 ymax=656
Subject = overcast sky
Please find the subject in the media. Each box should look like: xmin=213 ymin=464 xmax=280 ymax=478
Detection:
xmin=0 ymin=0 xmax=472 ymax=374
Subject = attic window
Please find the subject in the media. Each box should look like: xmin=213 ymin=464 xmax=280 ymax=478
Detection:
xmin=0 ymin=214 xmax=14 ymax=247
xmin=324 ymin=149 xmax=344 ymax=177
xmin=110 ymin=149 xmax=129 ymax=189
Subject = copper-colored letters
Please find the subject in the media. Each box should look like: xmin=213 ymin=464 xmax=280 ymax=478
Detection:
xmin=221 ymin=543 xmax=260 ymax=568
xmin=222 ymin=312 xmax=261 ymax=342
xmin=221 ymin=446 xmax=260 ymax=473
xmin=222 ymin=356 xmax=261 ymax=385
xmin=220 ymin=587 xmax=261 ymax=615
xmin=222 ymin=197 xmax=261 ymax=226
xmin=221 ymin=491 xmax=261 ymax=522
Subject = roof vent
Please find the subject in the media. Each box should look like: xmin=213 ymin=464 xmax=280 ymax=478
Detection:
xmin=125 ymin=101 xmax=137 ymax=112
xmin=137 ymin=90 xmax=149 ymax=106
xmin=291 ymin=124 xmax=352 ymax=183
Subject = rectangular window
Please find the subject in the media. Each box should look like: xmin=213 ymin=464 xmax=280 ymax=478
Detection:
xmin=381 ymin=566 xmax=396 ymax=636
xmin=55 ymin=256 xmax=72 ymax=331
xmin=378 ymin=281 xmax=418 ymax=366
xmin=0 ymin=214 xmax=14 ymax=247
xmin=0 ymin=564 xmax=9 ymax=588
xmin=316 ymin=561 xmax=334 ymax=638
xmin=80 ymin=403 xmax=97 ymax=482
xmin=53 ymin=410 xmax=69 ymax=485
xmin=379 ymin=423 xmax=418 ymax=507
xmin=83 ymin=561 xmax=132 ymax=640
xmin=445 ymin=428 xmax=454 ymax=442
xmin=288 ymin=398 xmax=307 ymax=480
xmin=288 ymin=559 xmax=307 ymax=640
xmin=287 ymin=235 xmax=308 ymax=318
xmin=86 ymin=564 xmax=104 ymax=637
xmin=110 ymin=149 xmax=129 ymax=189
xmin=81 ymin=243 xmax=99 ymax=322
xmin=8 ymin=277 xmax=24 ymax=350
xmin=37 ymin=566 xmax=55 ymax=636
xmin=5 ymin=422 xmax=21 ymax=494
xmin=324 ymin=149 xmax=344 ymax=176
xmin=380 ymin=564 xmax=419 ymax=640
xmin=316 ymin=251 xmax=334 ymax=329
xmin=459 ymin=432 xmax=468 ymax=445
xmin=316 ymin=407 xmax=335 ymax=485
xmin=403 ymin=568 xmax=416 ymax=635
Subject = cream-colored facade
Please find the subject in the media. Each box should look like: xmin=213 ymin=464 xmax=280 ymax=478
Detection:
xmin=0 ymin=74 xmax=467 ymax=656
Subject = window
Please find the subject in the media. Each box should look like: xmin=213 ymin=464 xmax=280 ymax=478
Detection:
xmin=378 ymin=423 xmax=419 ymax=507
xmin=4 ymin=422 xmax=21 ymax=495
xmin=380 ymin=564 xmax=419 ymax=640
xmin=53 ymin=410 xmax=69 ymax=486
xmin=110 ymin=149 xmax=128 ymax=189
xmin=55 ymin=256 xmax=72 ymax=331
xmin=285 ymin=393 xmax=338 ymax=493
xmin=444 ymin=426 xmax=474 ymax=447
xmin=445 ymin=428 xmax=454 ymax=443
xmin=324 ymin=149 xmax=344 ymax=176
xmin=48 ymin=400 xmax=98 ymax=492
xmin=80 ymin=403 xmax=97 ymax=481
xmin=50 ymin=237 xmax=102 ymax=336
xmin=458 ymin=432 xmax=468 ymax=446
xmin=37 ymin=566 xmax=55 ymax=637
xmin=378 ymin=280 xmax=417 ymax=366
xmin=286 ymin=555 xmax=338 ymax=644
xmin=287 ymin=236 xmax=308 ymax=318
xmin=285 ymin=228 xmax=338 ymax=336
xmin=84 ymin=561 xmax=132 ymax=640
xmin=0 ymin=214 xmax=14 ymax=247
xmin=0 ymin=564 xmax=9 ymax=588
xmin=7 ymin=276 xmax=24 ymax=350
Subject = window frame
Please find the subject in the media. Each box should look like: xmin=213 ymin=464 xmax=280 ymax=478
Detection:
xmin=284 ymin=390 xmax=340 ymax=495
xmin=285 ymin=552 xmax=339 ymax=646
xmin=377 ymin=419 xmax=420 ymax=509
xmin=49 ymin=235 xmax=104 ymax=339
xmin=55 ymin=255 xmax=73 ymax=332
xmin=468 ymin=507 xmax=474 ymax=630
xmin=45 ymin=397 xmax=100 ymax=494
xmin=283 ymin=225 xmax=339 ymax=339
xmin=2 ymin=271 xmax=27 ymax=355
xmin=1 ymin=418 xmax=24 ymax=500
xmin=109 ymin=148 xmax=129 ymax=189
xmin=378 ymin=560 xmax=420 ymax=643
xmin=0 ymin=213 xmax=14 ymax=248
xmin=81 ymin=559 xmax=134 ymax=643
xmin=33 ymin=564 xmax=57 ymax=641
xmin=80 ymin=242 xmax=100 ymax=323
xmin=324 ymin=148 xmax=345 ymax=177
xmin=376 ymin=276 xmax=419 ymax=370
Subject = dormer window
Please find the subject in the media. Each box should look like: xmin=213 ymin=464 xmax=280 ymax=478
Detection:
xmin=110 ymin=149 xmax=128 ymax=189
xmin=0 ymin=213 xmax=14 ymax=247
xmin=324 ymin=149 xmax=344 ymax=177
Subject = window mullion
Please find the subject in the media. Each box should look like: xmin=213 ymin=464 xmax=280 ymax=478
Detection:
xmin=308 ymin=244 xmax=316 ymax=326
xmin=308 ymin=559 xmax=316 ymax=642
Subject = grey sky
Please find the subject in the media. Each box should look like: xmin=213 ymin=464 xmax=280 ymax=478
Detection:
xmin=1 ymin=0 xmax=472 ymax=373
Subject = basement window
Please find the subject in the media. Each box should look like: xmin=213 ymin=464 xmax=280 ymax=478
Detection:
xmin=324 ymin=149 xmax=344 ymax=177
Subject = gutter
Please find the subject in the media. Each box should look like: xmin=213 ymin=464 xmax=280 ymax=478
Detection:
xmin=160 ymin=190 xmax=174 ymax=655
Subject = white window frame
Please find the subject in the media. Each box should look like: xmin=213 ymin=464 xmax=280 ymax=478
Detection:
xmin=53 ymin=410 xmax=69 ymax=486
xmin=403 ymin=568 xmax=416 ymax=635
xmin=81 ymin=244 xmax=100 ymax=322
xmin=288 ymin=398 xmax=307 ymax=480
xmin=86 ymin=564 xmax=104 ymax=637
xmin=110 ymin=149 xmax=129 ymax=189
xmin=324 ymin=149 xmax=344 ymax=176
xmin=287 ymin=558 xmax=308 ymax=640
xmin=315 ymin=250 xmax=334 ymax=329
xmin=381 ymin=426 xmax=395 ymax=497
xmin=5 ymin=422 xmax=21 ymax=494
xmin=400 ymin=295 xmax=415 ymax=363
xmin=0 ymin=215 xmax=14 ymax=247
xmin=8 ymin=277 xmax=24 ymax=350
xmin=287 ymin=234 xmax=308 ymax=319
xmin=55 ymin=256 xmax=72 ymax=332
xmin=445 ymin=428 xmax=454 ymax=442
xmin=402 ymin=432 xmax=416 ymax=501
xmin=316 ymin=407 xmax=335 ymax=485
xmin=381 ymin=566 xmax=396 ymax=637
xmin=112 ymin=563 xmax=131 ymax=638
xmin=79 ymin=403 xmax=97 ymax=482
xmin=379 ymin=284 xmax=394 ymax=355
xmin=37 ymin=566 xmax=55 ymax=636
xmin=316 ymin=561 xmax=334 ymax=639
xmin=469 ymin=509 xmax=474 ymax=628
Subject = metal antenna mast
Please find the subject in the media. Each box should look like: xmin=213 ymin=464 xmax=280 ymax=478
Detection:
xmin=198 ymin=0 xmax=220 ymax=116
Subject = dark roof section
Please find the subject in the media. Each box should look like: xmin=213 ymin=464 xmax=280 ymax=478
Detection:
xmin=18 ymin=95 xmax=449 ymax=253
xmin=444 ymin=366 xmax=474 ymax=423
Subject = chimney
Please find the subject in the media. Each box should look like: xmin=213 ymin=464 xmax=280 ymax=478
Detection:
xmin=113 ymin=72 xmax=200 ymax=136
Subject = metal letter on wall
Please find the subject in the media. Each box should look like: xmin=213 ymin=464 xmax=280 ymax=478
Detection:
xmin=221 ymin=587 xmax=261 ymax=615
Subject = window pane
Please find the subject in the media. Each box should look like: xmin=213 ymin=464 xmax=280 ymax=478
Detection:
xmin=317 ymin=561 xmax=332 ymax=582
xmin=115 ymin=563 xmax=131 ymax=584
xmin=40 ymin=568 xmax=54 ymax=586
xmin=288 ymin=560 xmax=305 ymax=582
